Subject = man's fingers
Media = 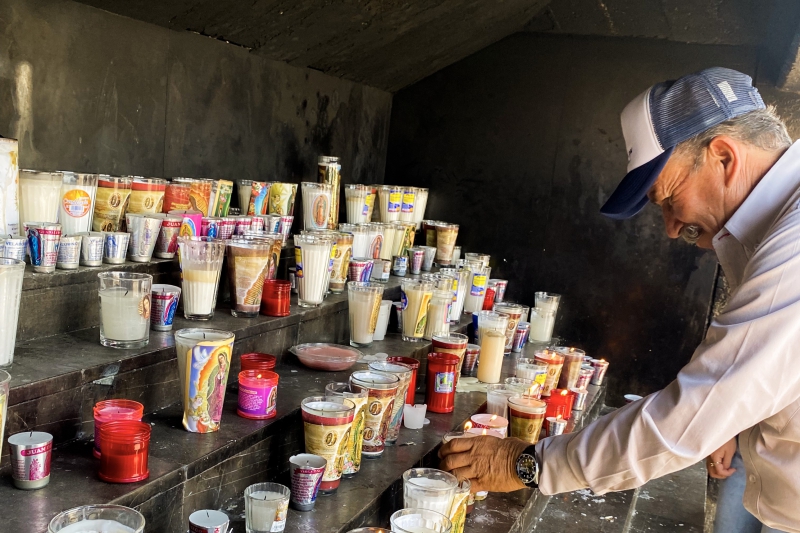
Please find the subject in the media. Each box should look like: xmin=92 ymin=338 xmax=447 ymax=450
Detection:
xmin=715 ymin=464 xmax=736 ymax=478
xmin=439 ymin=437 xmax=475 ymax=459
xmin=468 ymin=479 xmax=486 ymax=494
xmin=721 ymin=450 xmax=734 ymax=470
xmin=449 ymin=466 xmax=476 ymax=484
xmin=440 ymin=451 xmax=475 ymax=473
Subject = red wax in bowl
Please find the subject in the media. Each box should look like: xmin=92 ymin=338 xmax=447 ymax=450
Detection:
xmin=240 ymin=352 xmax=277 ymax=373
xmin=426 ymin=352 xmax=461 ymax=413
xmin=237 ymin=370 xmax=280 ymax=420
xmin=98 ymin=420 xmax=151 ymax=483
xmin=261 ymin=279 xmax=291 ymax=317
xmin=387 ymin=356 xmax=420 ymax=404
xmin=93 ymin=399 xmax=144 ymax=458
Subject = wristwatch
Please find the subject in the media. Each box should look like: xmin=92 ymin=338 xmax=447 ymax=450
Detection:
xmin=515 ymin=445 xmax=540 ymax=488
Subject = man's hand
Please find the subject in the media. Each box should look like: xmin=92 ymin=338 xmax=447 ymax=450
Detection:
xmin=439 ymin=436 xmax=531 ymax=493
xmin=707 ymin=438 xmax=737 ymax=479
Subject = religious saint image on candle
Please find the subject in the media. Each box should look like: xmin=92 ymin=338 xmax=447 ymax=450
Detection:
xmin=183 ymin=342 xmax=233 ymax=433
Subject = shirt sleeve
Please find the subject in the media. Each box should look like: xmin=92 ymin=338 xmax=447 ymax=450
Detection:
xmin=535 ymin=210 xmax=800 ymax=495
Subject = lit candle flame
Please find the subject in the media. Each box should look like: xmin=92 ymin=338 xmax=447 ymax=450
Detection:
xmin=464 ymin=421 xmax=473 ymax=431
xmin=257 ymin=374 xmax=262 ymax=379
xmin=481 ymin=429 xmax=488 ymax=435
xmin=561 ymin=389 xmax=568 ymax=396
xmin=556 ymin=414 xmax=562 ymax=421
xmin=489 ymin=414 xmax=497 ymax=422
xmin=600 ymin=358 xmax=606 ymax=362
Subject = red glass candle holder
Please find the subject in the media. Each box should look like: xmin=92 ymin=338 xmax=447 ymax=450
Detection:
xmin=426 ymin=352 xmax=460 ymax=413
xmin=260 ymin=279 xmax=291 ymax=317
xmin=240 ymin=352 xmax=277 ymax=373
xmin=387 ymin=356 xmax=420 ymax=405
xmin=98 ymin=420 xmax=151 ymax=483
xmin=482 ymin=286 xmax=497 ymax=311
xmin=93 ymin=399 xmax=144 ymax=458
xmin=543 ymin=389 xmax=574 ymax=420
xmin=237 ymin=370 xmax=280 ymax=420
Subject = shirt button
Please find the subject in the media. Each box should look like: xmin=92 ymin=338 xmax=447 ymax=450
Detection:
xmin=749 ymin=475 xmax=757 ymax=483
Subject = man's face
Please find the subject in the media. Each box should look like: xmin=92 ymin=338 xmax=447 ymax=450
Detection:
xmin=647 ymin=150 xmax=728 ymax=250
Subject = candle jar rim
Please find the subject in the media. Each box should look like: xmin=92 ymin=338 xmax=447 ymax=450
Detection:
xmin=301 ymin=395 xmax=356 ymax=417
xmin=174 ymin=328 xmax=235 ymax=343
xmin=244 ymin=481 xmax=291 ymax=499
xmin=427 ymin=352 xmax=461 ymax=365
xmin=0 ymin=369 xmax=10 ymax=385
xmin=350 ymin=370 xmax=400 ymax=388
xmin=98 ymin=420 xmax=151 ymax=443
xmin=507 ymin=396 xmax=547 ymax=411
xmin=289 ymin=453 xmax=327 ymax=469
xmin=238 ymin=370 xmax=279 ymax=383
xmin=94 ymin=399 xmax=144 ymax=417
xmin=226 ymin=239 xmax=272 ymax=251
xmin=97 ymin=271 xmax=153 ymax=283
xmin=347 ymin=281 xmax=386 ymax=293
xmin=300 ymin=181 xmax=333 ymax=190
xmin=390 ymin=508 xmax=452 ymax=533
xmin=325 ymin=382 xmax=368 ymax=398
xmin=386 ymin=356 xmax=420 ymax=369
xmin=20 ymin=169 xmax=64 ymax=181
xmin=0 ymin=257 xmax=24 ymax=270
xmin=48 ymin=505 xmax=145 ymax=533
xmin=368 ymin=361 xmax=413 ymax=375
xmin=432 ymin=332 xmax=469 ymax=343
xmin=403 ymin=467 xmax=458 ymax=490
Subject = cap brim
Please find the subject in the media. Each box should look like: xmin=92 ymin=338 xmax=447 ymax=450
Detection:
xmin=601 ymin=147 xmax=673 ymax=220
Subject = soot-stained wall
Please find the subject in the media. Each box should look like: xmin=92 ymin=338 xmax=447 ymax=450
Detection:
xmin=385 ymin=33 xmax=791 ymax=404
xmin=0 ymin=0 xmax=392 ymax=195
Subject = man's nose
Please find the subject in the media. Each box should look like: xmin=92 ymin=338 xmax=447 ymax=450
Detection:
xmin=662 ymin=203 xmax=682 ymax=239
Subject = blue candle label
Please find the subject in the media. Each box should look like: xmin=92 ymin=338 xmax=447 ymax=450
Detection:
xmin=435 ymin=371 xmax=455 ymax=393
xmin=294 ymin=246 xmax=303 ymax=278
xmin=401 ymin=192 xmax=415 ymax=213
xmin=388 ymin=192 xmax=401 ymax=212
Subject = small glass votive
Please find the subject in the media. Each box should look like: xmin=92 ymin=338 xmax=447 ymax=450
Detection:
xmin=102 ymin=231 xmax=129 ymax=264
xmin=486 ymin=384 xmax=519 ymax=419
xmin=150 ymin=284 xmax=181 ymax=332
xmin=403 ymin=468 xmax=458 ymax=516
xmin=238 ymin=370 xmax=280 ymax=420
xmin=470 ymin=413 xmax=508 ymax=438
xmin=504 ymin=377 xmax=535 ymax=395
xmin=420 ymin=245 xmax=437 ymax=271
xmin=98 ymin=272 xmax=152 ymax=349
xmin=8 ymin=431 xmax=53 ymax=489
xmin=93 ymin=399 xmax=144 ymax=458
xmin=245 ymin=482 xmax=291 ymax=533
xmin=189 ymin=510 xmax=230 ymax=533
xmin=571 ymin=387 xmax=589 ymax=410
xmin=546 ymin=416 xmax=567 ymax=437
xmin=260 ymin=279 xmax=291 ymax=317
xmin=590 ymin=359 xmax=609 ymax=385
xmin=403 ymin=403 xmax=427 ymax=429
xmin=98 ymin=421 xmax=151 ymax=483
xmin=507 ymin=396 xmax=547 ymax=444
xmin=48 ymin=505 xmax=145 ymax=533
xmin=391 ymin=508 xmax=452 ymax=533
xmin=289 ymin=453 xmax=327 ymax=511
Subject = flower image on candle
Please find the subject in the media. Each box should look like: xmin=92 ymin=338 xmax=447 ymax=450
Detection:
xmin=19 ymin=170 xmax=62 ymax=225
xmin=377 ymin=185 xmax=402 ymax=222
xmin=289 ymin=453 xmax=327 ymax=512
xmin=174 ymin=328 xmax=236 ymax=433
xmin=0 ymin=259 xmax=24 ymax=366
xmin=301 ymin=396 xmax=355 ymax=494
xmin=325 ymin=383 xmax=369 ymax=477
xmin=534 ymin=350 xmax=565 ymax=397
xmin=48 ymin=505 xmax=145 ymax=533
xmin=178 ymin=237 xmax=227 ymax=320
xmin=294 ymin=234 xmax=334 ymax=307
xmin=400 ymin=279 xmax=434 ymax=342
xmin=59 ymin=172 xmax=98 ymax=235
xmin=8 ymin=430 xmax=53 ymax=490
xmin=349 ymin=370 xmax=400 ymax=457
xmin=98 ymin=272 xmax=152 ymax=349
xmin=403 ymin=468 xmax=458 ymax=516
xmin=507 ymin=396 xmax=547 ymax=444
xmin=301 ymin=182 xmax=333 ymax=230
xmin=244 ymin=482 xmax=290 ymax=533
xmin=348 ymin=282 xmax=385 ymax=347
xmin=477 ymin=330 xmax=505 ymax=384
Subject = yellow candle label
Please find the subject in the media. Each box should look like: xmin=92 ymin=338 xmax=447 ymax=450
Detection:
xmin=343 ymin=396 xmax=369 ymax=475
xmin=269 ymin=183 xmax=297 ymax=215
xmin=388 ymin=192 xmax=401 ymax=212
xmin=303 ymin=421 xmax=352 ymax=482
xmin=508 ymin=412 xmax=544 ymax=444
xmin=413 ymin=292 xmax=433 ymax=337
xmin=93 ymin=186 xmax=131 ymax=232
xmin=449 ymin=491 xmax=470 ymax=533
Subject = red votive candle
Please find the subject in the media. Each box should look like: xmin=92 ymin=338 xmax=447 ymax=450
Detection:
xmin=426 ymin=352 xmax=460 ymax=413
xmin=240 ymin=352 xmax=277 ymax=373
xmin=237 ymin=370 xmax=280 ymax=420
xmin=388 ymin=356 xmax=420 ymax=404
xmin=93 ymin=399 xmax=144 ymax=459
xmin=482 ymin=286 xmax=497 ymax=311
xmin=98 ymin=420 xmax=151 ymax=483
xmin=543 ymin=389 xmax=574 ymax=420
xmin=260 ymin=279 xmax=291 ymax=317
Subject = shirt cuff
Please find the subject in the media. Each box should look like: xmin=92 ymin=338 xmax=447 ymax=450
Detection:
xmin=535 ymin=434 xmax=588 ymax=495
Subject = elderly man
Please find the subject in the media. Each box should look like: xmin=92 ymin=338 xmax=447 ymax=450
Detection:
xmin=439 ymin=67 xmax=800 ymax=533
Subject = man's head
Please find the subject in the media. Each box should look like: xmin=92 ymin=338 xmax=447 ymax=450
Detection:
xmin=601 ymin=68 xmax=792 ymax=249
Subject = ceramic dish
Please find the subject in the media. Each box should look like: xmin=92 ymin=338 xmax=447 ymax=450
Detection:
xmin=289 ymin=343 xmax=362 ymax=371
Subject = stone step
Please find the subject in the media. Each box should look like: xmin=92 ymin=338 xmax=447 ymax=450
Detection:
xmin=14 ymin=246 xmax=295 ymax=343
xmin=3 ymin=270 xmax=396 ymax=459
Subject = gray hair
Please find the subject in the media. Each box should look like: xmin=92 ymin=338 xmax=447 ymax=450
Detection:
xmin=674 ymin=106 xmax=792 ymax=170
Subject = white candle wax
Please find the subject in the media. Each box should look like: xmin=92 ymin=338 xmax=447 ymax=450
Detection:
xmin=477 ymin=331 xmax=505 ymax=384
xmin=189 ymin=510 xmax=229 ymax=531
xmin=19 ymin=174 xmax=61 ymax=224
xmin=246 ymin=491 xmax=284 ymax=531
xmin=99 ymin=288 xmax=148 ymax=341
xmin=0 ymin=264 xmax=24 ymax=366
xmin=59 ymin=181 xmax=97 ymax=235
xmin=404 ymin=478 xmax=454 ymax=516
xmin=182 ymin=269 xmax=219 ymax=316
xmin=295 ymin=240 xmax=331 ymax=306
xmin=349 ymin=289 xmax=379 ymax=345
xmin=55 ymin=520 xmax=135 ymax=533
xmin=350 ymin=230 xmax=370 ymax=258
xmin=529 ymin=308 xmax=554 ymax=342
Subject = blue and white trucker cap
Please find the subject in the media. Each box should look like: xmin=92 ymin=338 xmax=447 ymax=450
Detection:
xmin=600 ymin=67 xmax=765 ymax=219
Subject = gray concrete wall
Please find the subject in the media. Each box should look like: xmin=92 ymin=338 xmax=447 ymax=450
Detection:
xmin=0 ymin=0 xmax=392 ymax=186
xmin=385 ymin=33 xmax=800 ymax=405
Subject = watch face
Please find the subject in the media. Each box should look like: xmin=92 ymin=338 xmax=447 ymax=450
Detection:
xmin=516 ymin=453 xmax=537 ymax=485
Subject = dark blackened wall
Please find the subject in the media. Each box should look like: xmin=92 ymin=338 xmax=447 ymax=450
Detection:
xmin=0 ymin=0 xmax=391 ymax=188
xmin=385 ymin=33 xmax=771 ymax=404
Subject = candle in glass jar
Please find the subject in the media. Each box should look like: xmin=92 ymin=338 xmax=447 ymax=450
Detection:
xmin=476 ymin=331 xmax=505 ymax=384
xmin=485 ymin=384 xmax=517 ymax=419
xmin=99 ymin=288 xmax=149 ymax=343
xmin=56 ymin=520 xmax=136 ymax=533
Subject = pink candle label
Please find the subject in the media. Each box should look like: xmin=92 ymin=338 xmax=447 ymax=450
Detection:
xmin=435 ymin=372 xmax=455 ymax=393
xmin=238 ymin=383 xmax=278 ymax=417
xmin=11 ymin=441 xmax=52 ymax=482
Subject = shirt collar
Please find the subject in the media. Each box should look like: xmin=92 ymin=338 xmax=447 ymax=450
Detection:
xmin=718 ymin=140 xmax=800 ymax=255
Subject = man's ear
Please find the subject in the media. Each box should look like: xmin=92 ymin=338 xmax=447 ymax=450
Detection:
xmin=706 ymin=136 xmax=740 ymax=188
